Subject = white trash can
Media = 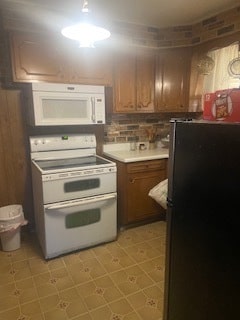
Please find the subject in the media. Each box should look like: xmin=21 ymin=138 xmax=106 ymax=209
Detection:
xmin=0 ymin=205 xmax=25 ymax=251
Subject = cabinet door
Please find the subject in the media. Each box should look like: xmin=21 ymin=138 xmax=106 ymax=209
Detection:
xmin=68 ymin=48 xmax=113 ymax=85
xmin=156 ymin=48 xmax=191 ymax=112
xmin=136 ymin=51 xmax=155 ymax=112
xmin=125 ymin=160 xmax=167 ymax=224
xmin=113 ymin=52 xmax=136 ymax=112
xmin=127 ymin=169 xmax=166 ymax=223
xmin=10 ymin=31 xmax=113 ymax=85
xmin=10 ymin=32 xmax=66 ymax=83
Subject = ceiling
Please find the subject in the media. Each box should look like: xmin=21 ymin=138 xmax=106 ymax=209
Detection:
xmin=1 ymin=0 xmax=239 ymax=30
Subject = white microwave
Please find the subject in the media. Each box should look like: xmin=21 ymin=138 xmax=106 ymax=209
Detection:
xmin=29 ymin=83 xmax=106 ymax=126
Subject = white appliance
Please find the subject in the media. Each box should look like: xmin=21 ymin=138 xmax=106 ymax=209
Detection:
xmin=30 ymin=134 xmax=117 ymax=259
xmin=29 ymin=83 xmax=106 ymax=126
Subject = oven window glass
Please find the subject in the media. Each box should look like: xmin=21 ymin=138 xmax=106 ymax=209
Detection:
xmin=64 ymin=178 xmax=100 ymax=192
xmin=42 ymin=99 xmax=88 ymax=119
xmin=65 ymin=209 xmax=100 ymax=228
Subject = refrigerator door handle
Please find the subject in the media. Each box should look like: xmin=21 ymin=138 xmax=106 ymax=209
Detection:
xmin=166 ymin=197 xmax=173 ymax=207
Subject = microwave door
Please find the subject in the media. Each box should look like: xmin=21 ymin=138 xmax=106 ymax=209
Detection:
xmin=32 ymin=93 xmax=92 ymax=126
xmin=31 ymin=88 xmax=105 ymax=126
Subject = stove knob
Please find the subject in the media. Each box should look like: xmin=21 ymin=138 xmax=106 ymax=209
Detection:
xmin=34 ymin=139 xmax=41 ymax=145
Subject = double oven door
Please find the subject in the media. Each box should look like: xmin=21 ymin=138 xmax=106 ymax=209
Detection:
xmin=44 ymin=192 xmax=117 ymax=259
xmin=42 ymin=169 xmax=116 ymax=203
xmin=31 ymin=157 xmax=117 ymax=259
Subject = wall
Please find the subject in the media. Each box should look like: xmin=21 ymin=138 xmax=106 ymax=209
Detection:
xmin=0 ymin=88 xmax=31 ymax=216
xmin=1 ymin=6 xmax=240 ymax=49
xmin=111 ymin=6 xmax=240 ymax=48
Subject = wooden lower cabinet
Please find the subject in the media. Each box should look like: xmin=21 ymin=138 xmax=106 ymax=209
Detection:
xmin=116 ymin=159 xmax=167 ymax=227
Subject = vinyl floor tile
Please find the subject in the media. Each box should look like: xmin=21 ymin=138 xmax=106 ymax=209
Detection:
xmin=0 ymin=221 xmax=166 ymax=319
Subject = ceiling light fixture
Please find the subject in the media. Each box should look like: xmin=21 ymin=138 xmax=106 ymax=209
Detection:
xmin=61 ymin=0 xmax=111 ymax=48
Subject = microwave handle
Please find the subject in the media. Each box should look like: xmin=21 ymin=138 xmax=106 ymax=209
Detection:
xmin=45 ymin=193 xmax=117 ymax=210
xmin=91 ymin=97 xmax=96 ymax=123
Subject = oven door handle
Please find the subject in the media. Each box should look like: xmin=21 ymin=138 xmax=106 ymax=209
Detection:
xmin=45 ymin=193 xmax=117 ymax=210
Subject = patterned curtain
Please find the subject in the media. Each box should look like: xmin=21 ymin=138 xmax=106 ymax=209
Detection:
xmin=203 ymin=42 xmax=239 ymax=93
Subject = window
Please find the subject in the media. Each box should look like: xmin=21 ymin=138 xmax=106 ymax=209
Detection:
xmin=203 ymin=42 xmax=239 ymax=94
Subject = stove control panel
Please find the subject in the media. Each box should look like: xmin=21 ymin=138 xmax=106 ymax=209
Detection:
xmin=30 ymin=134 xmax=96 ymax=152
xmin=42 ymin=165 xmax=117 ymax=181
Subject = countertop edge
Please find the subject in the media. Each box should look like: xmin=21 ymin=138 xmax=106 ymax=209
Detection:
xmin=103 ymin=150 xmax=169 ymax=163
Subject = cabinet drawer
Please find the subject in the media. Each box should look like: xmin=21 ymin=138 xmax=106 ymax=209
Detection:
xmin=127 ymin=159 xmax=166 ymax=173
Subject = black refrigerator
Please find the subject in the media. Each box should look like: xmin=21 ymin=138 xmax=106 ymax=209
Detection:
xmin=164 ymin=119 xmax=240 ymax=320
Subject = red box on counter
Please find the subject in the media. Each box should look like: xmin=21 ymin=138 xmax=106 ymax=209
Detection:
xmin=203 ymin=88 xmax=240 ymax=122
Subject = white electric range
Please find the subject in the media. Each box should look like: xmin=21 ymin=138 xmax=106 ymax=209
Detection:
xmin=30 ymin=133 xmax=117 ymax=259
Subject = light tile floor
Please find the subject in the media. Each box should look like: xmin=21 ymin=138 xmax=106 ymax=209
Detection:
xmin=0 ymin=221 xmax=166 ymax=320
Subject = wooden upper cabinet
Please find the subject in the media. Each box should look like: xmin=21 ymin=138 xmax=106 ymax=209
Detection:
xmin=10 ymin=32 xmax=66 ymax=82
xmin=136 ymin=51 xmax=155 ymax=112
xmin=113 ymin=49 xmax=155 ymax=113
xmin=156 ymin=47 xmax=191 ymax=112
xmin=9 ymin=31 xmax=113 ymax=85
xmin=67 ymin=48 xmax=113 ymax=86
xmin=113 ymin=51 xmax=136 ymax=112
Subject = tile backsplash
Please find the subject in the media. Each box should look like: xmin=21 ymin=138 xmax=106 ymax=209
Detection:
xmin=104 ymin=114 xmax=174 ymax=144
xmin=104 ymin=114 xmax=170 ymax=144
xmin=104 ymin=113 xmax=202 ymax=144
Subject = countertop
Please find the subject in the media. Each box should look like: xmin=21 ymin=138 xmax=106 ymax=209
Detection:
xmin=103 ymin=143 xmax=169 ymax=163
